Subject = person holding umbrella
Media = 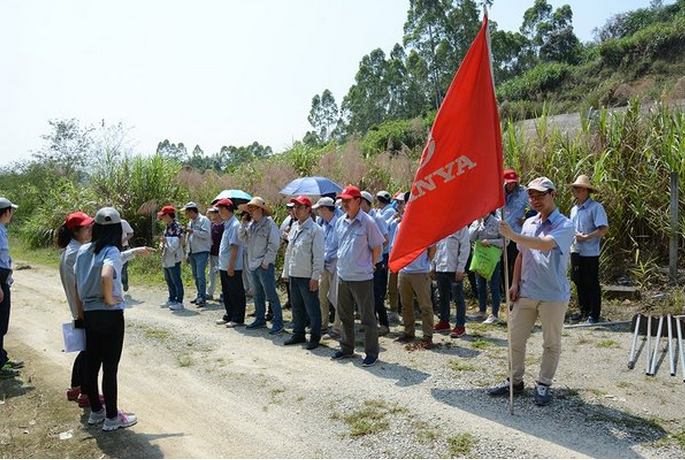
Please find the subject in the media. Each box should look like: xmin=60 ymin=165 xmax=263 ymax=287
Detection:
xmin=282 ymin=196 xmax=325 ymax=349
xmin=238 ymin=197 xmax=284 ymax=334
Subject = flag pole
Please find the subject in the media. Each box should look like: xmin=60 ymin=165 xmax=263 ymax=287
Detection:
xmin=484 ymin=4 xmax=514 ymax=416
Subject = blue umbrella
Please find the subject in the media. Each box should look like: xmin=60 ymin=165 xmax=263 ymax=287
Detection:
xmin=212 ymin=189 xmax=252 ymax=205
xmin=280 ymin=176 xmax=343 ymax=196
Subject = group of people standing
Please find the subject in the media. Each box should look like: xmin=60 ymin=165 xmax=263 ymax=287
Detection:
xmin=0 ymin=170 xmax=608 ymax=431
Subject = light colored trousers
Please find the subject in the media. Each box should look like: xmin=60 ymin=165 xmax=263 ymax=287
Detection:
xmin=398 ymin=272 xmax=434 ymax=339
xmin=319 ymin=264 xmax=340 ymax=333
xmin=510 ymin=297 xmax=568 ymax=386
xmin=207 ymin=255 xmax=219 ymax=297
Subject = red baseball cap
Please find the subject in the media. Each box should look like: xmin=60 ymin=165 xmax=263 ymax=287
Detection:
xmin=156 ymin=205 xmax=177 ymax=216
xmin=337 ymin=185 xmax=362 ymax=200
xmin=503 ymin=169 xmax=519 ymax=184
xmin=289 ymin=195 xmax=312 ymax=207
xmin=214 ymin=198 xmax=234 ymax=209
xmin=65 ymin=211 xmax=94 ymax=231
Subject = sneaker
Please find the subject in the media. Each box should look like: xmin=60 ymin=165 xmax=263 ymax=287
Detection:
xmin=421 ymin=336 xmax=434 ymax=347
xmin=362 ymin=354 xmax=378 ymax=367
xmin=469 ymin=312 xmax=487 ymax=321
xmin=585 ymin=316 xmax=599 ymax=325
xmin=168 ymin=302 xmax=183 ymax=311
xmin=534 ymin=383 xmax=552 ymax=406
xmin=449 ymin=325 xmax=466 ymax=338
xmin=195 ymin=298 xmax=207 ymax=307
xmin=269 ymin=325 xmax=285 ymax=335
xmin=483 ymin=314 xmax=499 ymax=325
xmin=87 ymin=408 xmax=106 ymax=425
xmin=322 ymin=332 xmax=340 ymax=341
xmin=215 ymin=318 xmax=228 ymax=325
xmin=378 ymin=325 xmax=390 ymax=337
xmin=66 ymin=386 xmax=81 ymax=401
xmin=394 ymin=333 xmax=415 ymax=344
xmin=570 ymin=312 xmax=584 ymax=321
xmin=305 ymin=341 xmax=319 ymax=350
xmin=226 ymin=321 xmax=244 ymax=328
xmin=246 ymin=321 xmax=267 ymax=329
xmin=103 ymin=411 xmax=138 ymax=431
xmin=190 ymin=297 xmax=198 ymax=304
xmin=77 ymin=394 xmax=90 ymax=408
xmin=160 ymin=300 xmax=173 ymax=308
xmin=284 ymin=334 xmax=306 ymax=345
xmin=486 ymin=379 xmax=524 ymax=397
xmin=434 ymin=320 xmax=451 ymax=333
xmin=0 ymin=366 xmax=19 ymax=379
xmin=331 ymin=350 xmax=354 ymax=360
xmin=6 ymin=359 xmax=24 ymax=369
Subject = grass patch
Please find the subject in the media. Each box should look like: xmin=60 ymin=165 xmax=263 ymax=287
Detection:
xmin=177 ymin=354 xmax=193 ymax=367
xmin=142 ymin=327 xmax=169 ymax=341
xmin=270 ymin=388 xmax=285 ymax=404
xmin=10 ymin=235 xmax=61 ymax=269
xmin=673 ymin=429 xmax=685 ymax=449
xmin=337 ymin=399 xmax=407 ymax=437
xmin=616 ymin=381 xmax=634 ymax=389
xmin=469 ymin=339 xmax=493 ymax=350
xmin=595 ymin=339 xmax=620 ymax=348
xmin=446 ymin=433 xmax=477 ymax=457
xmin=413 ymin=420 xmax=439 ymax=443
xmin=448 ymin=359 xmax=477 ymax=373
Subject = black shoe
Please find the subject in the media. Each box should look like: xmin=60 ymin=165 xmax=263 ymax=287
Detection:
xmin=570 ymin=312 xmax=584 ymax=321
xmin=305 ymin=341 xmax=319 ymax=350
xmin=534 ymin=383 xmax=552 ymax=406
xmin=284 ymin=335 xmax=306 ymax=346
xmin=486 ymin=379 xmax=524 ymax=396
xmin=265 ymin=313 xmax=274 ymax=322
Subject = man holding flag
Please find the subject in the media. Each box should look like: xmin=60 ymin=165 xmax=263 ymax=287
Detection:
xmin=489 ymin=177 xmax=575 ymax=406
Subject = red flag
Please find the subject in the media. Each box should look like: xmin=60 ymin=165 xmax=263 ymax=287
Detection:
xmin=389 ymin=16 xmax=503 ymax=272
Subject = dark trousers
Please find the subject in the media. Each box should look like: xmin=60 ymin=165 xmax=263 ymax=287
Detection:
xmin=436 ymin=272 xmax=467 ymax=326
xmin=373 ymin=255 xmax=389 ymax=327
xmin=465 ymin=254 xmax=478 ymax=299
xmin=0 ymin=270 xmax=11 ymax=368
xmin=121 ymin=261 xmax=129 ymax=290
xmin=571 ymin=254 xmax=601 ymax=320
xmin=500 ymin=241 xmax=518 ymax=292
xmin=85 ymin=310 xmax=125 ymax=419
xmin=337 ymin=279 xmax=378 ymax=356
xmin=220 ymin=269 xmax=246 ymax=323
xmin=290 ymin=277 xmax=321 ymax=342
xmin=71 ymin=350 xmax=88 ymax=389
xmin=163 ymin=262 xmax=184 ymax=303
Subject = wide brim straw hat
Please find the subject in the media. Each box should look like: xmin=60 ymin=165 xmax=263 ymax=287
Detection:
xmin=566 ymin=175 xmax=599 ymax=193
xmin=238 ymin=196 xmax=273 ymax=216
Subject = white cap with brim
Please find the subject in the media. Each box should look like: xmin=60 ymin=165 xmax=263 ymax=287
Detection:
xmin=0 ymin=197 xmax=18 ymax=210
xmin=527 ymin=177 xmax=556 ymax=192
xmin=361 ymin=191 xmax=374 ymax=204
xmin=94 ymin=207 xmax=122 ymax=225
xmin=182 ymin=201 xmax=199 ymax=211
xmin=312 ymin=197 xmax=335 ymax=209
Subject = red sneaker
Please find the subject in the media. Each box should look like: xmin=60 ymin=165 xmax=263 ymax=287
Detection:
xmin=77 ymin=394 xmax=106 ymax=407
xmin=66 ymin=386 xmax=81 ymax=401
xmin=434 ymin=320 xmax=451 ymax=333
xmin=450 ymin=325 xmax=466 ymax=338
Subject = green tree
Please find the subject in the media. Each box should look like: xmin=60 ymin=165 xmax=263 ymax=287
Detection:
xmin=34 ymin=119 xmax=94 ymax=179
xmin=341 ymin=48 xmax=391 ymax=134
xmin=307 ymin=89 xmax=339 ymax=142
xmin=520 ymin=0 xmax=581 ymax=64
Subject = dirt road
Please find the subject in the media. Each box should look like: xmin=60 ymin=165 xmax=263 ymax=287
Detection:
xmin=1 ymin=262 xmax=684 ymax=458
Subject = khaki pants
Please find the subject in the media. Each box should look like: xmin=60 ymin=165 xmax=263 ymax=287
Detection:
xmin=398 ymin=272 xmax=434 ymax=339
xmin=388 ymin=271 xmax=400 ymax=312
xmin=510 ymin=297 xmax=568 ymax=386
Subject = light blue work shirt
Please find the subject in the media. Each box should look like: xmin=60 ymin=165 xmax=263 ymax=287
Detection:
xmin=74 ymin=243 xmax=125 ymax=311
xmin=323 ymin=214 xmax=339 ymax=263
xmin=368 ymin=209 xmax=389 ymax=259
xmin=379 ymin=204 xmax=396 ymax=223
xmin=570 ymin=198 xmax=608 ymax=257
xmin=518 ymin=208 xmax=575 ymax=302
xmin=218 ymin=215 xmax=244 ymax=271
xmin=0 ymin=223 xmax=11 ymax=270
xmin=504 ymin=185 xmax=530 ymax=234
xmin=386 ymin=218 xmax=398 ymax=252
xmin=334 ymin=210 xmax=385 ymax=282
xmin=400 ymin=248 xmax=432 ymax=274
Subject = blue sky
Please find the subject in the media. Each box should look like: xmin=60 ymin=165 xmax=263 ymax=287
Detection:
xmin=0 ymin=0 xmax=664 ymax=166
